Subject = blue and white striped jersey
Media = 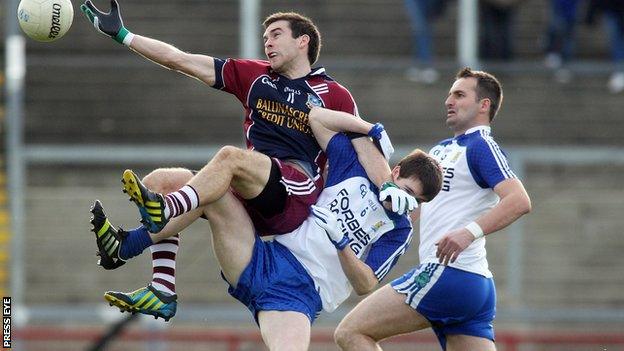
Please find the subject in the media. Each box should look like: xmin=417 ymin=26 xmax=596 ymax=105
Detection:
xmin=276 ymin=133 xmax=413 ymax=312
xmin=420 ymin=126 xmax=516 ymax=278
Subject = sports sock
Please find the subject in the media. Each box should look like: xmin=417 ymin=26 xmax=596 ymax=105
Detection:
xmin=150 ymin=234 xmax=179 ymax=295
xmin=119 ymin=226 xmax=153 ymax=260
xmin=163 ymin=185 xmax=199 ymax=219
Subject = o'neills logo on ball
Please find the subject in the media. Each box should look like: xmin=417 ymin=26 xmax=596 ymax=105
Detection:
xmin=48 ymin=3 xmax=63 ymax=39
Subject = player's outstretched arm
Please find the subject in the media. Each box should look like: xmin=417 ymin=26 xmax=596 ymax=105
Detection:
xmin=81 ymin=0 xmax=216 ymax=86
xmin=312 ymin=206 xmax=378 ymax=295
xmin=130 ymin=37 xmax=216 ymax=85
xmin=308 ymin=107 xmax=394 ymax=160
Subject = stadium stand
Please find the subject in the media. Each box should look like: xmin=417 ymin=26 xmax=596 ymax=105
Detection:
xmin=20 ymin=0 xmax=624 ymax=146
xmin=3 ymin=0 xmax=624 ymax=349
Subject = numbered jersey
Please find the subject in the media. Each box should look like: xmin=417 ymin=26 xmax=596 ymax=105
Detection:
xmin=212 ymin=58 xmax=358 ymax=176
xmin=420 ymin=126 xmax=516 ymax=278
xmin=276 ymin=133 xmax=413 ymax=312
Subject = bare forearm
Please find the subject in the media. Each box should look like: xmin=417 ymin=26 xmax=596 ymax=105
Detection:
xmin=309 ymin=107 xmax=372 ymax=134
xmin=129 ymin=35 xmax=216 ymax=85
xmin=351 ymin=138 xmax=391 ymax=187
xmin=477 ymin=192 xmax=531 ymax=236
xmin=308 ymin=107 xmax=390 ymax=186
xmin=129 ymin=35 xmax=186 ymax=70
xmin=338 ymin=248 xmax=378 ymax=295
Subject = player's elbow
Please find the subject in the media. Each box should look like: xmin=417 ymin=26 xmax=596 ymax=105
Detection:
xmin=516 ymin=193 xmax=532 ymax=217
xmin=308 ymin=106 xmax=323 ymax=128
xmin=308 ymin=106 xmax=321 ymax=118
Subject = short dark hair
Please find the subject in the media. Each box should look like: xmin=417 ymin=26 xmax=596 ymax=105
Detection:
xmin=456 ymin=67 xmax=503 ymax=122
xmin=397 ymin=149 xmax=443 ymax=202
xmin=263 ymin=12 xmax=322 ymax=65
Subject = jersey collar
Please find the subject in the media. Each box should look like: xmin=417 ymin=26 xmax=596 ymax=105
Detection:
xmin=270 ymin=66 xmax=328 ymax=81
xmin=300 ymin=66 xmax=329 ymax=80
xmin=309 ymin=67 xmax=326 ymax=76
xmin=458 ymin=125 xmax=491 ymax=138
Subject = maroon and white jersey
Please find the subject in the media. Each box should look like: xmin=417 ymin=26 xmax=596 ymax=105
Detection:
xmin=212 ymin=58 xmax=359 ymax=176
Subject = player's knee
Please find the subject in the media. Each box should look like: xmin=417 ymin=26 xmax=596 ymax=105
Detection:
xmin=333 ymin=325 xmax=358 ymax=350
xmin=214 ymin=145 xmax=250 ymax=172
xmin=214 ymin=145 xmax=245 ymax=164
xmin=143 ymin=168 xmax=192 ymax=193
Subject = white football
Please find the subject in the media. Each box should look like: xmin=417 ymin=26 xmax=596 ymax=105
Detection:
xmin=17 ymin=0 xmax=74 ymax=42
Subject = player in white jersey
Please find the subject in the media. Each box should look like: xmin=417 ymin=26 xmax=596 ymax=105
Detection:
xmin=92 ymin=107 xmax=443 ymax=350
xmin=334 ymin=68 xmax=532 ymax=351
xmin=200 ymin=107 xmax=442 ymax=350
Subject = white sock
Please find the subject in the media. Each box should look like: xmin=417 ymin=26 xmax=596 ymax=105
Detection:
xmin=163 ymin=185 xmax=199 ymax=219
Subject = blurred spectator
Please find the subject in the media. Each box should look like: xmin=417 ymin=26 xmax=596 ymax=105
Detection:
xmin=544 ymin=0 xmax=581 ymax=82
xmin=586 ymin=0 xmax=624 ymax=93
xmin=479 ymin=0 xmax=524 ymax=61
xmin=404 ymin=0 xmax=448 ymax=84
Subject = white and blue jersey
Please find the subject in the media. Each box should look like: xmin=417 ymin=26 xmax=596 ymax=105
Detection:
xmin=390 ymin=125 xmax=514 ymax=347
xmin=276 ymin=133 xmax=413 ymax=312
xmin=420 ymin=125 xmax=516 ymax=277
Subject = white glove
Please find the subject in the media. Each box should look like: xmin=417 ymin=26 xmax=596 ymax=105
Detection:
xmin=379 ymin=182 xmax=418 ymax=215
xmin=311 ymin=205 xmax=350 ymax=250
xmin=368 ymin=123 xmax=395 ymax=161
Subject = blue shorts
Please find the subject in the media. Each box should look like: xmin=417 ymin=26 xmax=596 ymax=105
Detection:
xmin=223 ymin=236 xmax=322 ymax=324
xmin=391 ymin=263 xmax=496 ymax=349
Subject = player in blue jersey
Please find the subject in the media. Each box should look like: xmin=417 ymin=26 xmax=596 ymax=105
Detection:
xmin=81 ymin=1 xmax=414 ymax=320
xmin=333 ymin=68 xmax=532 ymax=351
xmin=93 ymin=107 xmax=443 ymax=349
